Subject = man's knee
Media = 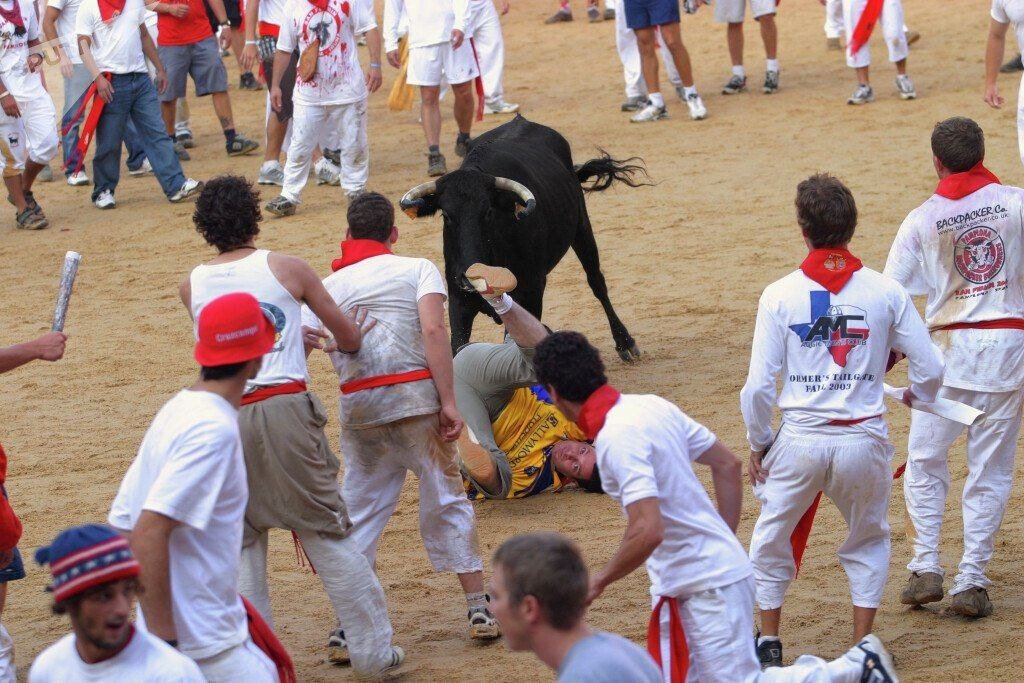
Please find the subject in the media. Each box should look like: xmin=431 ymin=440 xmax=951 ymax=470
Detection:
xmin=420 ymin=86 xmax=441 ymax=105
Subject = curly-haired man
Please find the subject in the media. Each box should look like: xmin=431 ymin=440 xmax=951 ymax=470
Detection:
xmin=178 ymin=175 xmax=404 ymax=676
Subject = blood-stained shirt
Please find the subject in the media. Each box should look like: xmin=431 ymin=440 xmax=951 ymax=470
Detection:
xmin=885 ymin=182 xmax=1024 ymax=392
xmin=276 ymin=0 xmax=375 ymax=105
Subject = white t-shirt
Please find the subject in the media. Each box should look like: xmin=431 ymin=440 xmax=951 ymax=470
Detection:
xmin=595 ymin=393 xmax=753 ymax=599
xmin=276 ymin=0 xmax=375 ymax=105
xmin=383 ymin=0 xmax=466 ymax=51
xmin=75 ymin=0 xmax=148 ymax=74
xmin=993 ymin=0 xmax=1024 ymax=52
xmin=302 ymin=251 xmax=447 ymax=429
xmin=108 ymin=389 xmax=250 ymax=661
xmin=28 ymin=628 xmax=205 ymax=682
xmin=885 ymin=183 xmax=1024 ymax=392
xmin=258 ymin=0 xmax=286 ymax=30
xmin=46 ymin=0 xmax=84 ymax=64
xmin=0 ymin=0 xmax=44 ymax=100
xmin=740 ymin=266 xmax=945 ymax=451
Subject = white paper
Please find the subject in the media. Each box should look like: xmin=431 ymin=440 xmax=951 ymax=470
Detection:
xmin=883 ymin=384 xmax=984 ymax=426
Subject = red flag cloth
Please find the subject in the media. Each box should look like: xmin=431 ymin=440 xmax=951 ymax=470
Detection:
xmin=790 ymin=491 xmax=822 ymax=576
xmin=331 ymin=239 xmax=391 ymax=271
xmin=241 ymin=596 xmax=297 ymax=683
xmin=934 ymin=162 xmax=1001 ymax=200
xmin=468 ymin=38 xmax=484 ymax=123
xmin=847 ymin=0 xmax=883 ymax=57
xmin=576 ymin=384 xmax=622 ymax=440
xmin=66 ymin=77 xmax=111 ymax=175
xmin=800 ymin=248 xmax=863 ymax=295
xmin=0 ymin=445 xmax=21 ymax=553
xmin=647 ymin=596 xmax=688 ymax=683
xmin=893 ymin=462 xmax=906 ymax=479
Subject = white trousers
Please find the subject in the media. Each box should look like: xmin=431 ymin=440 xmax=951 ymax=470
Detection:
xmin=1016 ymin=72 xmax=1024 ymax=168
xmin=842 ymin=0 xmax=906 ymax=68
xmin=238 ymin=529 xmax=396 ymax=676
xmin=466 ymin=0 xmax=507 ymax=104
xmin=615 ymin=0 xmax=681 ymax=97
xmin=340 ymin=414 xmax=484 ymax=575
xmin=749 ymin=425 xmax=893 ymax=610
xmin=654 ymin=578 xmax=863 ymax=682
xmin=0 ymin=93 xmax=58 ymax=172
xmin=0 ymin=624 xmax=14 ymax=683
xmin=194 ymin=639 xmax=276 ymax=683
xmin=281 ymin=99 xmax=368 ymax=200
xmin=824 ymin=0 xmax=843 ymax=39
xmin=904 ymin=386 xmax=1023 ymax=594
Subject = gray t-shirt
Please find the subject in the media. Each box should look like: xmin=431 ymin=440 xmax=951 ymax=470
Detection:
xmin=558 ymin=632 xmax=662 ymax=683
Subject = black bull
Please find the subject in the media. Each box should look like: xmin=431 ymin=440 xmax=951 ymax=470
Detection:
xmin=399 ymin=115 xmax=647 ymax=362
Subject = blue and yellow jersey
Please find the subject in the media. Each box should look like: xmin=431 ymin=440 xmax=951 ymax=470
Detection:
xmin=477 ymin=385 xmax=587 ymax=499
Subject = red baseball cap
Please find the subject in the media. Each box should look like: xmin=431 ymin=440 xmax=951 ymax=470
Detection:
xmin=194 ymin=292 xmax=276 ymax=366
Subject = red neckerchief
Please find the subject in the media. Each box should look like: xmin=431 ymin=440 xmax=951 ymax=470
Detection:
xmin=800 ymin=248 xmax=863 ymax=295
xmin=330 ymin=239 xmax=391 ymax=271
xmin=0 ymin=0 xmax=25 ymax=35
xmin=847 ymin=0 xmax=882 ymax=55
xmin=576 ymin=384 xmax=622 ymax=441
xmin=935 ymin=162 xmax=1001 ymax=200
xmin=97 ymin=0 xmax=127 ymax=21
xmin=308 ymin=0 xmax=328 ymax=10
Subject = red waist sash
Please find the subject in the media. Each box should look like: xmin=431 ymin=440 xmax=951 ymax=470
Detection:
xmin=258 ymin=21 xmax=280 ymax=38
xmin=241 ymin=380 xmax=307 ymax=406
xmin=340 ymin=369 xmax=432 ymax=395
xmin=937 ymin=318 xmax=1024 ymax=332
xmin=241 ymin=596 xmax=296 ymax=682
xmin=827 ymin=413 xmax=881 ymax=426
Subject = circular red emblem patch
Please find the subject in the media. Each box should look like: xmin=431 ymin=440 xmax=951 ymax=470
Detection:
xmin=954 ymin=226 xmax=1004 ymax=284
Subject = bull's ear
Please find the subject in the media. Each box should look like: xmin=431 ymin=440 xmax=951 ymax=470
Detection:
xmin=399 ymin=181 xmax=440 ymax=219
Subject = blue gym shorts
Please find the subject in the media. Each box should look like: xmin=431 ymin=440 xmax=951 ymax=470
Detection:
xmin=625 ymin=0 xmax=680 ymax=29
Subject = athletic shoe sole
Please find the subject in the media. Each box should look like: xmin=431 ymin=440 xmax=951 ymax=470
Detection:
xmin=466 ymin=264 xmax=517 ymax=297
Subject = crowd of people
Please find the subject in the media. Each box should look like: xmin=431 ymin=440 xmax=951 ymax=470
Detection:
xmin=2 ymin=0 xmax=1024 ymax=681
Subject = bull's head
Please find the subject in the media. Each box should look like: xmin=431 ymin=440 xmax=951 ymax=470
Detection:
xmin=399 ymin=170 xmax=537 ymax=292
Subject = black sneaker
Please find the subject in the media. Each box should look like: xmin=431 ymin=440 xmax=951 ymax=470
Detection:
xmin=173 ymin=140 xmax=191 ymax=161
xmin=427 ymin=151 xmax=447 ymax=176
xmin=327 ymin=628 xmax=349 ymax=665
xmin=455 ymin=134 xmax=471 ymax=157
xmin=239 ymin=71 xmax=262 ymax=90
xmin=722 ymin=74 xmax=747 ymax=95
xmin=763 ymin=70 xmax=780 ymax=94
xmin=226 ymin=134 xmax=260 ymax=156
xmin=603 ymin=7 xmax=614 ymax=19
xmin=265 ymin=195 xmax=297 ymax=217
xmin=1000 ymin=54 xmax=1023 ymax=73
xmin=175 ymin=131 xmax=195 ymax=149
xmin=755 ymin=634 xmax=782 ymax=669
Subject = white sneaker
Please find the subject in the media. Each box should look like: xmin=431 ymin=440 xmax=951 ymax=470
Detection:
xmin=258 ymin=163 xmax=284 ymax=186
xmin=686 ymin=93 xmax=708 ymax=120
xmin=169 ymin=178 xmax=203 ymax=203
xmin=847 ymin=84 xmax=875 ymax=104
xmin=896 ymin=74 xmax=916 ymax=100
xmin=94 ymin=189 xmax=115 ymax=209
xmin=314 ymin=157 xmax=341 ymax=186
xmin=484 ymin=100 xmax=519 ymax=115
xmin=847 ymin=634 xmax=899 ymax=682
xmin=630 ymin=103 xmax=668 ymax=122
xmin=67 ymin=170 xmax=90 ymax=186
xmin=128 ymin=158 xmax=153 ymax=177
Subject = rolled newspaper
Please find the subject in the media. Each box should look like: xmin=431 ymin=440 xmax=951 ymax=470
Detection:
xmin=883 ymin=383 xmax=984 ymax=426
xmin=52 ymin=251 xmax=81 ymax=332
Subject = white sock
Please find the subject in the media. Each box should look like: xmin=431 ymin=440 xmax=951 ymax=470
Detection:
xmin=766 ymin=58 xmax=779 ymax=72
xmin=648 ymin=92 xmax=665 ymax=108
xmin=683 ymin=85 xmax=698 ymax=97
xmin=466 ymin=591 xmax=489 ymax=611
xmin=485 ymin=293 xmax=513 ymax=315
xmin=757 ymin=635 xmax=781 ymax=647
xmin=732 ymin=64 xmax=746 ymax=78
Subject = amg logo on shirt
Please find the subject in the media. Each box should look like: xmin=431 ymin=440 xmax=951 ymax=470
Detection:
xmin=789 ymin=291 xmax=869 ymax=368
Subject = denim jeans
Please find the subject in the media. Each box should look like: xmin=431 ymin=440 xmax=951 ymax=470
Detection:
xmin=62 ymin=64 xmax=146 ymax=175
xmin=92 ymin=72 xmax=185 ymax=200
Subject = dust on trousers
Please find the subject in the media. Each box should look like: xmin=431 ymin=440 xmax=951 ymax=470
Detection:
xmin=464 ymin=0 xmax=508 ymax=105
xmin=904 ymin=386 xmax=1023 ymax=595
xmin=0 ymin=95 xmax=58 ymax=174
xmin=281 ymin=99 xmax=368 ymax=200
xmin=193 ymin=639 xmax=275 ymax=682
xmin=614 ymin=0 xmax=681 ymax=98
xmin=340 ymin=413 xmax=484 ymax=574
xmin=842 ymin=0 xmax=907 ymax=68
xmin=652 ymin=577 xmax=867 ymax=682
xmin=749 ymin=423 xmax=894 ymax=610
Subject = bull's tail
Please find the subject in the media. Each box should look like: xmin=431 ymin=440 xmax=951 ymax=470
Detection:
xmin=573 ymin=150 xmax=651 ymax=193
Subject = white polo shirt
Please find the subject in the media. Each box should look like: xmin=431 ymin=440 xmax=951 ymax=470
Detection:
xmin=992 ymin=0 xmax=1024 ymax=52
xmin=595 ymin=393 xmax=752 ymax=599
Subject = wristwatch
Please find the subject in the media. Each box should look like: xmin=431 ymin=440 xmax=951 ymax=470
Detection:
xmin=219 ymin=19 xmax=231 ymax=27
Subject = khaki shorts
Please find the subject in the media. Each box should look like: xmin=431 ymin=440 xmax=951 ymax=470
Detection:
xmin=238 ymin=391 xmax=351 ymax=544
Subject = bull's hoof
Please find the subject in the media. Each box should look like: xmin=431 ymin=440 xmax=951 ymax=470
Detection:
xmin=617 ymin=342 xmax=641 ymax=364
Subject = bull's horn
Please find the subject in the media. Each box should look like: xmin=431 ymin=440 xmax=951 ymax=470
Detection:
xmin=399 ymin=180 xmax=438 ymax=218
xmin=493 ymin=177 xmax=536 ymax=219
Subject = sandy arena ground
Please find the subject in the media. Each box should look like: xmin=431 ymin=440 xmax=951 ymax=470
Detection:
xmin=1 ymin=0 xmax=1023 ymax=679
